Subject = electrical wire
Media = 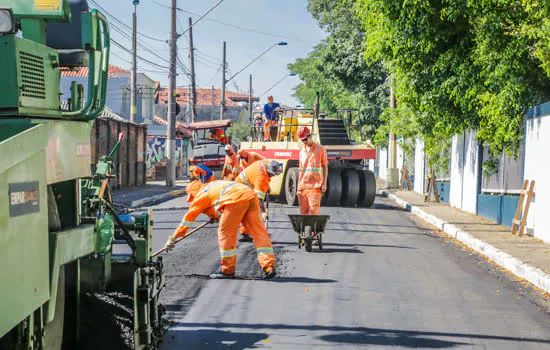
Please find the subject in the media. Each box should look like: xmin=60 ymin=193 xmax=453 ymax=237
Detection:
xmin=112 ymin=39 xmax=169 ymax=70
xmin=90 ymin=0 xmax=166 ymax=43
xmin=152 ymin=0 xmax=226 ymax=37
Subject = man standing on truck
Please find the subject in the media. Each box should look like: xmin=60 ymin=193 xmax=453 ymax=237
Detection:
xmin=164 ymin=180 xmax=277 ymax=279
xmin=238 ymin=149 xmax=265 ymax=172
xmin=297 ymin=126 xmax=328 ymax=215
xmin=263 ymin=95 xmax=281 ymax=141
xmin=222 ymin=145 xmax=239 ymax=181
xmin=236 ymin=160 xmax=283 ymax=242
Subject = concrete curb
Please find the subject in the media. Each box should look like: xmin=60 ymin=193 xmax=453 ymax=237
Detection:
xmin=129 ymin=189 xmax=186 ymax=208
xmin=382 ymin=190 xmax=550 ymax=294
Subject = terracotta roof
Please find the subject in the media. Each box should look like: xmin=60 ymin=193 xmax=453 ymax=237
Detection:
xmin=155 ymin=87 xmax=258 ymax=107
xmin=188 ymin=119 xmax=232 ymax=131
xmin=153 ymin=116 xmax=193 ymax=138
xmin=60 ymin=65 xmax=130 ymax=78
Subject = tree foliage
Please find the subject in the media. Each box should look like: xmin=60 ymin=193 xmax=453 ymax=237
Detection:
xmin=289 ymin=0 xmax=389 ymax=141
xmin=356 ymin=0 xmax=550 ymax=170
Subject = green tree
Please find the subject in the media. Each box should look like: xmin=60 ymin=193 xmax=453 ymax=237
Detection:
xmin=289 ymin=0 xmax=389 ymax=141
xmin=356 ymin=0 xmax=550 ymax=171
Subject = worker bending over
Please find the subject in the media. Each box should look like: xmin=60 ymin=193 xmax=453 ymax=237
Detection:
xmin=191 ymin=164 xmax=215 ymax=184
xmin=165 ymin=180 xmax=276 ymax=279
xmin=236 ymin=160 xmax=283 ymax=242
xmin=297 ymin=126 xmax=328 ymax=215
xmin=237 ymin=149 xmax=265 ymax=172
xmin=222 ymin=145 xmax=239 ymax=181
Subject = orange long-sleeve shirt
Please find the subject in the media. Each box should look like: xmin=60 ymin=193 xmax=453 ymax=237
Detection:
xmin=222 ymin=152 xmax=239 ymax=180
xmin=235 ymin=160 xmax=270 ymax=200
xmin=238 ymin=151 xmax=265 ymax=172
xmin=298 ymin=142 xmax=328 ymax=190
xmin=173 ymin=181 xmax=257 ymax=238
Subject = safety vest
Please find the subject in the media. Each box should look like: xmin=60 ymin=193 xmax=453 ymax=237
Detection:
xmin=298 ymin=142 xmax=328 ymax=190
xmin=236 ymin=160 xmax=270 ymax=200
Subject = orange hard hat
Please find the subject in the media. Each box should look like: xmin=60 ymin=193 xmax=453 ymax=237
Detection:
xmin=237 ymin=149 xmax=249 ymax=158
xmin=297 ymin=126 xmax=311 ymax=140
xmin=186 ymin=180 xmax=203 ymax=202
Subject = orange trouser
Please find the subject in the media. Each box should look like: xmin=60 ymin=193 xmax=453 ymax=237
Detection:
xmin=219 ymin=200 xmax=275 ymax=274
xmin=264 ymin=120 xmax=276 ymax=140
xmin=297 ymin=188 xmax=322 ymax=215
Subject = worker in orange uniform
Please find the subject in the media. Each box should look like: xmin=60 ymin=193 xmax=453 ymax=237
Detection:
xmin=237 ymin=149 xmax=265 ymax=172
xmin=222 ymin=145 xmax=239 ymax=181
xmin=297 ymin=126 xmax=328 ymax=215
xmin=209 ymin=128 xmax=229 ymax=144
xmin=190 ymin=164 xmax=215 ymax=184
xmin=235 ymin=160 xmax=283 ymax=242
xmin=164 ymin=180 xmax=277 ymax=279
xmin=263 ymin=95 xmax=281 ymax=141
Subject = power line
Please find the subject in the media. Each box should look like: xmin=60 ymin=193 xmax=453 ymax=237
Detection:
xmin=90 ymin=0 xmax=166 ymax=43
xmin=205 ymin=64 xmax=222 ymax=85
xmin=152 ymin=0 xmax=226 ymax=37
xmin=112 ymin=39 xmax=169 ymax=70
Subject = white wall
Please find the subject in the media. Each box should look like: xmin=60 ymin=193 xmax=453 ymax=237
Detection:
xmin=414 ymin=139 xmax=425 ymax=194
xmin=524 ymin=106 xmax=550 ymax=243
xmin=377 ymin=148 xmax=387 ymax=179
xmin=449 ymin=131 xmax=480 ymax=214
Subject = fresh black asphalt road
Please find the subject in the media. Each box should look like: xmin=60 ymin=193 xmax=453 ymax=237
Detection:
xmin=143 ymin=195 xmax=550 ymax=349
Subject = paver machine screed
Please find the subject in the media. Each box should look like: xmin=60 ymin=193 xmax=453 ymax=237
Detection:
xmin=0 ymin=1 xmax=164 ymax=349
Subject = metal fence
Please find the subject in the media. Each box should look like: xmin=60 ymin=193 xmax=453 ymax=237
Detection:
xmin=91 ymin=118 xmax=147 ymax=190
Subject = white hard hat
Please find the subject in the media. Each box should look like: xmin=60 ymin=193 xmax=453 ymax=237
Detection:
xmin=224 ymin=145 xmax=232 ymax=151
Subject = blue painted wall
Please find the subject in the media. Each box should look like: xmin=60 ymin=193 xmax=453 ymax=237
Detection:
xmin=436 ymin=181 xmax=450 ymax=204
xmin=476 ymin=194 xmax=520 ymax=228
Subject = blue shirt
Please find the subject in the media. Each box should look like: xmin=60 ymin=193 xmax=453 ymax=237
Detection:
xmin=196 ymin=164 xmax=214 ymax=183
xmin=263 ymin=102 xmax=281 ymax=121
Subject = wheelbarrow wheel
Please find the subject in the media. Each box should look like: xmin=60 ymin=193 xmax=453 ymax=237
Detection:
xmin=305 ymin=239 xmax=312 ymax=252
xmin=318 ymin=233 xmax=323 ymax=250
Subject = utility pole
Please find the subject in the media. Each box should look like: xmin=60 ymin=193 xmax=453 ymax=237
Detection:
xmin=130 ymin=2 xmax=138 ymax=123
xmin=186 ymin=84 xmax=191 ymax=125
xmin=220 ymin=41 xmax=226 ymax=120
xmin=188 ymin=17 xmax=197 ymax=123
xmin=211 ymin=85 xmax=215 ymax=120
xmin=386 ymin=86 xmax=399 ymax=189
xmin=166 ymin=0 xmax=177 ymax=187
xmin=248 ymin=74 xmax=253 ymax=123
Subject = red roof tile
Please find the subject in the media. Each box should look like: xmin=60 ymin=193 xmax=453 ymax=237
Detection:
xmin=60 ymin=65 xmax=130 ymax=78
xmin=155 ymin=87 xmax=258 ymax=107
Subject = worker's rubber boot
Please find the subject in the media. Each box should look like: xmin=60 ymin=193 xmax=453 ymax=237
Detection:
xmin=210 ymin=270 xmax=235 ymax=279
xmin=239 ymin=234 xmax=253 ymax=243
xmin=264 ymin=267 xmax=276 ymax=279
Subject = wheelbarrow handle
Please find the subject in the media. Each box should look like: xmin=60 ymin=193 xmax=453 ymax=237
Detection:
xmin=152 ymin=221 xmax=210 ymax=257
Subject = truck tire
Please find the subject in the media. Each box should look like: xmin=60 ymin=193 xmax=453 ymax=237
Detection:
xmin=358 ymin=170 xmax=376 ymax=207
xmin=341 ymin=169 xmax=360 ymax=207
xmin=284 ymin=168 xmax=299 ymax=206
xmin=323 ymin=169 xmax=342 ymax=207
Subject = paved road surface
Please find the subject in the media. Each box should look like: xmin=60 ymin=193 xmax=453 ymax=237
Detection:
xmin=143 ymin=195 xmax=550 ymax=349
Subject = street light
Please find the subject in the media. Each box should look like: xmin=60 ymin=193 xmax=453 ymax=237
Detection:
xmin=226 ymin=42 xmax=288 ymax=83
xmin=260 ymin=73 xmax=297 ymax=97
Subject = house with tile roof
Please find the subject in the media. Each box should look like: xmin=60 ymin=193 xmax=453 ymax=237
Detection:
xmin=154 ymin=86 xmax=259 ymax=123
xmin=60 ymin=65 xmax=156 ymax=124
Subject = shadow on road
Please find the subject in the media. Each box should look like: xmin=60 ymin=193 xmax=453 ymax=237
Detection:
xmin=180 ymin=274 xmax=337 ymax=284
xmin=174 ymin=322 xmax=550 ymax=348
xmin=272 ymin=241 xmax=415 ymax=250
xmin=164 ymin=328 xmax=269 ymax=349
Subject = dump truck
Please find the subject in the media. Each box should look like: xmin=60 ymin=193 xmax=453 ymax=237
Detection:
xmin=240 ymin=98 xmax=377 ymax=207
xmin=0 ymin=1 xmax=163 ymax=349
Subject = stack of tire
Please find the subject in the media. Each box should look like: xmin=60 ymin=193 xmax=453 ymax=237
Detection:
xmin=284 ymin=168 xmax=376 ymax=208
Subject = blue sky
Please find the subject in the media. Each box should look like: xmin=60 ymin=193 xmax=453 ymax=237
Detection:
xmin=91 ymin=0 xmax=326 ymax=106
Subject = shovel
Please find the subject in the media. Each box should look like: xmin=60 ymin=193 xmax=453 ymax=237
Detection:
xmin=152 ymin=221 xmax=210 ymax=257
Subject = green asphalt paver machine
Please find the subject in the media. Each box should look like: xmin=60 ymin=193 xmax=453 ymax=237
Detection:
xmin=288 ymin=215 xmax=330 ymax=252
xmin=0 ymin=1 xmax=164 ymax=349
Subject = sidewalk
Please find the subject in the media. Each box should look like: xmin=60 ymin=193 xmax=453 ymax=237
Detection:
xmin=380 ymin=183 xmax=550 ymax=294
xmin=112 ymin=179 xmax=189 ymax=208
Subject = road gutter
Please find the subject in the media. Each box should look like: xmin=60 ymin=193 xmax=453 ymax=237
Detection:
xmin=129 ymin=189 xmax=186 ymax=208
xmin=382 ymin=190 xmax=550 ymax=294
